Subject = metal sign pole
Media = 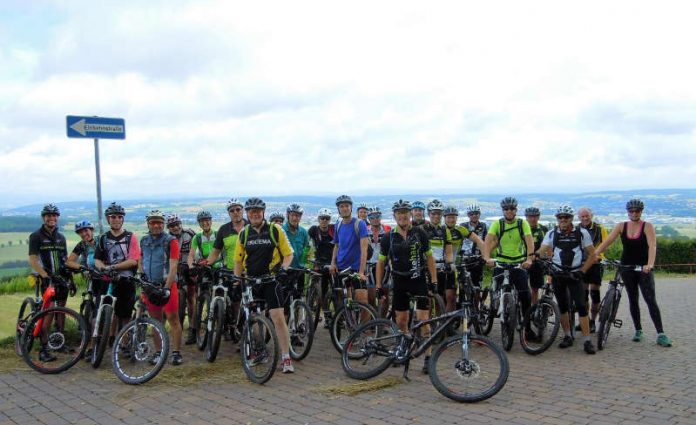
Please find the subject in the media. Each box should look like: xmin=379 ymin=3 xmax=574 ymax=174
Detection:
xmin=94 ymin=138 xmax=104 ymax=234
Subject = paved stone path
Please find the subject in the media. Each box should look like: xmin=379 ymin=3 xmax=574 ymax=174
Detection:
xmin=1 ymin=278 xmax=694 ymax=424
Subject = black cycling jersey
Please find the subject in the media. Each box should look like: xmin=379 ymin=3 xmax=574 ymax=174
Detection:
xmin=28 ymin=226 xmax=67 ymax=275
xmin=379 ymin=226 xmax=431 ymax=278
xmin=308 ymin=224 xmax=335 ymax=265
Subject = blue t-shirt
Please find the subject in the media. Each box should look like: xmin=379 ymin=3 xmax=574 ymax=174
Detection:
xmin=282 ymin=222 xmax=309 ymax=268
xmin=333 ymin=217 xmax=369 ymax=270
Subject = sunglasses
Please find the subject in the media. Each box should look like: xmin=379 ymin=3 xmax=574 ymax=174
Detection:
xmin=167 ymin=223 xmax=181 ymax=228
xmin=108 ymin=215 xmax=124 ymax=219
xmin=468 ymin=212 xmax=480 ymax=215
xmin=628 ymin=209 xmax=642 ymax=213
xmin=557 ymin=215 xmax=572 ymax=220
xmin=319 ymin=216 xmax=331 ymax=221
xmin=503 ymin=208 xmax=516 ymax=211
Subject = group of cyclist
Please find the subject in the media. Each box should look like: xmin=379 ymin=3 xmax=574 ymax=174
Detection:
xmin=27 ymin=194 xmax=672 ymax=372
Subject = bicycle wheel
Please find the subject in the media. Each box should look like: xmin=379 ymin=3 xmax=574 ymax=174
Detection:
xmin=306 ymin=278 xmax=322 ymax=331
xmin=205 ymin=298 xmax=225 ymax=362
xmin=91 ymin=305 xmax=113 ymax=368
xmin=520 ymin=299 xmax=560 ymax=355
xmin=330 ymin=302 xmax=377 ymax=354
xmin=429 ymin=334 xmax=509 ymax=403
xmin=79 ymin=298 xmax=94 ymax=335
xmin=241 ymin=314 xmax=279 ymax=384
xmin=112 ymin=316 xmax=169 ymax=385
xmin=288 ymin=300 xmax=315 ymax=361
xmin=15 ymin=297 xmax=38 ymax=357
xmin=178 ymin=285 xmax=187 ymax=327
xmin=195 ymin=292 xmax=210 ymax=351
xmin=480 ymin=292 xmax=495 ymax=336
xmin=596 ymin=289 xmax=616 ymax=350
xmin=21 ymin=307 xmax=88 ymax=374
xmin=430 ymin=293 xmax=447 ymax=343
xmin=342 ymin=318 xmax=400 ymax=380
xmin=501 ymin=295 xmax=516 ymax=351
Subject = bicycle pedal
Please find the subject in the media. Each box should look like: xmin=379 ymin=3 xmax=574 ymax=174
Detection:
xmin=613 ymin=319 xmax=623 ymax=328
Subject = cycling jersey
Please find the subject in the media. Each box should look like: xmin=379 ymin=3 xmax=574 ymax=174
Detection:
xmin=530 ymin=224 xmax=548 ymax=252
xmin=489 ymin=218 xmax=532 ymax=263
xmin=235 ymin=221 xmax=294 ymax=277
xmin=421 ymin=222 xmax=452 ymax=263
xmin=541 ymin=226 xmax=593 ymax=269
xmin=378 ymin=226 xmax=432 ymax=278
xmin=282 ymin=222 xmax=309 ymax=269
xmin=191 ymin=230 xmax=218 ymax=260
xmin=461 ymin=221 xmax=488 ymax=256
xmin=581 ymin=221 xmax=608 ymax=259
xmin=445 ymin=224 xmax=471 ymax=265
xmin=94 ymin=230 xmax=141 ymax=277
xmin=71 ymin=239 xmax=97 ymax=269
xmin=620 ymin=221 xmax=648 ymax=265
xmin=333 ymin=217 xmax=369 ymax=271
xmin=28 ymin=226 xmax=68 ymax=276
xmin=367 ymin=224 xmax=391 ymax=264
xmin=308 ymin=224 xmax=335 ymax=265
xmin=170 ymin=228 xmax=195 ymax=265
xmin=213 ymin=220 xmax=247 ymax=268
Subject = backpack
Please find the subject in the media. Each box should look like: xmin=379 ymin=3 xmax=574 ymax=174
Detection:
xmin=336 ymin=217 xmax=360 ymax=240
xmin=550 ymin=225 xmax=584 ymax=248
xmin=240 ymin=222 xmax=283 ymax=264
xmin=494 ymin=218 xmax=527 ymax=258
xmin=98 ymin=230 xmax=135 ymax=271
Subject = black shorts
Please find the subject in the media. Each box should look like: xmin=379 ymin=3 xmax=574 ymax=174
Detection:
xmin=113 ymin=277 xmax=136 ymax=319
xmin=392 ymin=274 xmax=429 ymax=311
xmin=583 ymin=263 xmax=604 ymax=285
xmin=528 ymin=262 xmax=545 ymax=290
xmin=40 ymin=278 xmax=69 ymax=303
xmin=252 ymin=280 xmax=284 ymax=310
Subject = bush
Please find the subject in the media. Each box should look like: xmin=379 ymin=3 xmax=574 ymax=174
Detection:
xmin=0 ymin=273 xmax=87 ymax=295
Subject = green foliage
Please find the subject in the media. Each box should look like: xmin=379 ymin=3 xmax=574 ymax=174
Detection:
xmin=0 ymin=216 xmax=41 ymax=232
xmin=656 ymin=238 xmax=696 ymax=273
xmin=0 ymin=273 xmax=87 ymax=295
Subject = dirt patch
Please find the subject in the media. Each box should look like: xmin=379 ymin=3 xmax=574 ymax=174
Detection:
xmin=317 ymin=377 xmax=402 ymax=396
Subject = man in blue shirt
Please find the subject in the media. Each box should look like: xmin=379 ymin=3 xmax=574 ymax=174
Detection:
xmin=283 ymin=203 xmax=310 ymax=293
xmin=330 ymin=195 xmax=369 ymax=308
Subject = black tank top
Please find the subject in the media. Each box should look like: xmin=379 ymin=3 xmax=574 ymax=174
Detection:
xmin=620 ymin=221 xmax=648 ymax=265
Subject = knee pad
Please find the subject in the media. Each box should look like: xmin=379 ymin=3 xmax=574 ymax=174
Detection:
xmin=590 ymin=289 xmax=601 ymax=305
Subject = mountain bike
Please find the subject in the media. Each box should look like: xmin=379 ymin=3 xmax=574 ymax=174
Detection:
xmin=203 ymin=267 xmax=237 ymax=362
xmin=285 ymin=267 xmax=318 ymax=360
xmin=190 ymin=263 xmax=215 ymax=350
xmin=452 ymin=256 xmax=486 ymax=335
xmin=596 ymin=260 xmax=641 ymax=350
xmin=305 ymin=261 xmax=332 ymax=331
xmin=111 ymin=275 xmax=169 ymax=385
xmin=176 ymin=263 xmax=191 ymax=328
xmin=342 ymin=293 xmax=509 ymax=403
xmin=81 ymin=267 xmax=119 ymax=368
xmin=328 ymin=268 xmax=378 ymax=354
xmin=17 ymin=275 xmax=88 ymax=374
xmin=488 ymin=262 xmax=523 ymax=351
xmin=520 ymin=258 xmax=563 ymax=355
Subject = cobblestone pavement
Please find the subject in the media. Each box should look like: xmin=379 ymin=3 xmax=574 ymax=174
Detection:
xmin=1 ymin=278 xmax=694 ymax=425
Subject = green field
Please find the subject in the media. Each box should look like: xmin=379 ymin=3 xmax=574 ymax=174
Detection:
xmin=0 ymin=292 xmax=82 ymax=339
xmin=0 ymin=268 xmax=30 ymax=279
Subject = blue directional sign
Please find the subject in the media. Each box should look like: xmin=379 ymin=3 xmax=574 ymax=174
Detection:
xmin=66 ymin=115 xmax=126 ymax=139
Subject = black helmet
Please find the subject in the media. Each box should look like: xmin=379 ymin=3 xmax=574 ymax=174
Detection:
xmin=104 ymin=202 xmax=126 ymax=216
xmin=625 ymin=198 xmax=644 ymax=211
xmin=41 ymin=203 xmax=60 ymax=217
xmin=392 ymin=199 xmax=412 ymax=212
xmin=144 ymin=284 xmax=171 ymax=307
xmin=524 ymin=207 xmax=540 ymax=216
xmin=500 ymin=197 xmax=518 ymax=209
xmin=286 ymin=203 xmax=304 ymax=214
xmin=443 ymin=206 xmax=459 ymax=216
xmin=244 ymin=197 xmax=266 ymax=211
xmin=335 ymin=195 xmax=353 ymax=206
xmin=197 ymin=210 xmax=213 ymax=221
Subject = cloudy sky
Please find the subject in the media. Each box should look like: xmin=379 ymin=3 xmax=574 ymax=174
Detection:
xmin=1 ymin=1 xmax=695 ymax=208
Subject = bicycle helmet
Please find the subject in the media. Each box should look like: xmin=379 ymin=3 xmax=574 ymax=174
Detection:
xmin=286 ymin=203 xmax=304 ymax=214
xmin=145 ymin=210 xmax=166 ymax=222
xmin=244 ymin=197 xmax=266 ymax=211
xmin=269 ymin=211 xmax=285 ymax=222
xmin=443 ymin=206 xmax=459 ymax=216
xmin=226 ymin=198 xmax=243 ymax=211
xmin=74 ymin=220 xmax=94 ymax=233
xmin=41 ymin=203 xmax=60 ymax=217
xmin=466 ymin=204 xmax=481 ymax=214
xmin=427 ymin=199 xmax=444 ymax=212
xmin=196 ymin=210 xmax=213 ymax=221
xmin=524 ymin=207 xmax=541 ymax=217
xmin=104 ymin=202 xmax=125 ymax=216
xmin=500 ymin=197 xmax=518 ymax=209
xmin=166 ymin=213 xmax=181 ymax=227
xmin=335 ymin=195 xmax=353 ymax=206
xmin=555 ymin=205 xmax=574 ymax=217
xmin=412 ymin=201 xmax=426 ymax=210
xmin=317 ymin=208 xmax=332 ymax=218
xmin=392 ymin=199 xmax=412 ymax=212
xmin=144 ymin=284 xmax=171 ymax=307
xmin=357 ymin=202 xmax=369 ymax=211
xmin=367 ymin=207 xmax=382 ymax=218
xmin=625 ymin=198 xmax=644 ymax=211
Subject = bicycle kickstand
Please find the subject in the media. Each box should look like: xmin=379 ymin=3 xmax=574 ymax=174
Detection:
xmin=402 ymin=359 xmax=411 ymax=382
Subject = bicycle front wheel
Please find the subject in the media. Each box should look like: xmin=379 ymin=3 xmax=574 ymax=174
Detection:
xmin=521 ymin=299 xmax=560 ymax=355
xmin=21 ymin=307 xmax=88 ymax=374
xmin=331 ymin=302 xmax=377 ymax=354
xmin=306 ymin=278 xmax=322 ymax=331
xmin=112 ymin=316 xmax=169 ymax=385
xmin=429 ymin=334 xmax=509 ymax=403
xmin=91 ymin=304 xmax=113 ymax=368
xmin=596 ymin=289 xmax=616 ymax=350
xmin=241 ymin=315 xmax=279 ymax=384
xmin=288 ymin=300 xmax=315 ymax=361
xmin=501 ymin=296 xmax=516 ymax=352
xmin=205 ymin=298 xmax=225 ymax=362
xmin=195 ymin=292 xmax=210 ymax=351
xmin=16 ymin=297 xmax=38 ymax=357
xmin=79 ymin=298 xmax=94 ymax=335
xmin=342 ymin=319 xmax=400 ymax=380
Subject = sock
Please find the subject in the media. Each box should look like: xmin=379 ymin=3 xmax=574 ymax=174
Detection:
xmin=282 ymin=353 xmax=290 ymax=361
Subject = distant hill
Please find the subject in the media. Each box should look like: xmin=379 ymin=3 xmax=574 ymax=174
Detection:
xmin=0 ymin=216 xmax=42 ymax=232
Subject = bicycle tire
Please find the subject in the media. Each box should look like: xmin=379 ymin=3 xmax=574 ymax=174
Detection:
xmin=306 ymin=278 xmax=322 ymax=332
xmin=520 ymin=299 xmax=560 ymax=355
xmin=91 ymin=304 xmax=113 ymax=368
xmin=21 ymin=306 xmax=88 ymax=374
xmin=195 ymin=292 xmax=210 ymax=351
xmin=429 ymin=334 xmax=509 ymax=403
xmin=480 ymin=293 xmax=495 ymax=336
xmin=241 ymin=314 xmax=279 ymax=384
xmin=15 ymin=297 xmax=37 ymax=357
xmin=596 ymin=288 xmax=616 ymax=350
xmin=288 ymin=300 xmax=315 ymax=361
xmin=330 ymin=302 xmax=377 ymax=354
xmin=178 ymin=285 xmax=187 ymax=327
xmin=501 ymin=295 xmax=515 ymax=351
xmin=79 ymin=298 xmax=94 ymax=335
xmin=205 ymin=298 xmax=225 ymax=362
xmin=341 ymin=318 xmax=399 ymax=380
xmin=430 ymin=293 xmax=447 ymax=343
xmin=112 ymin=316 xmax=169 ymax=385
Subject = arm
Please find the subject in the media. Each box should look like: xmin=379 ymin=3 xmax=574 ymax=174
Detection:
xmin=595 ymin=223 xmax=622 ymax=257
xmin=445 ymin=243 xmax=454 ymax=265
xmin=330 ymin=244 xmax=338 ymax=274
xmin=187 ymin=245 xmax=196 ymax=268
xmin=644 ymin=222 xmax=657 ymax=273
xmin=358 ymin=236 xmax=368 ymax=279
xmin=469 ymin=233 xmax=486 ymax=256
xmin=166 ymin=239 xmax=180 ymax=289
xmin=483 ymin=233 xmax=497 ymax=267
xmin=375 ymin=258 xmax=385 ymax=291
xmin=522 ymin=234 xmax=534 ymax=269
xmin=29 ymin=255 xmax=49 ymax=279
xmin=581 ymin=245 xmax=598 ymax=274
xmin=66 ymin=252 xmax=82 ymax=270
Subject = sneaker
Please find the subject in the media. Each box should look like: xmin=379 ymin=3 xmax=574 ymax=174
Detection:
xmin=185 ymin=328 xmax=197 ymax=345
xmin=148 ymin=351 xmax=161 ymax=365
xmin=583 ymin=340 xmax=596 ymax=355
xmin=632 ymin=330 xmax=644 ymax=342
xmin=589 ymin=320 xmax=596 ymax=334
xmin=558 ymin=335 xmax=574 ymax=349
xmin=421 ymin=356 xmax=430 ymax=375
xmin=171 ymin=351 xmax=183 ymax=366
xmin=656 ymin=334 xmax=672 ymax=347
xmin=39 ymin=349 xmax=57 ymax=362
xmin=282 ymin=357 xmax=294 ymax=373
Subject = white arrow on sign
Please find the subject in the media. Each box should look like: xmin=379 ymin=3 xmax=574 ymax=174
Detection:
xmin=70 ymin=119 xmax=86 ymax=136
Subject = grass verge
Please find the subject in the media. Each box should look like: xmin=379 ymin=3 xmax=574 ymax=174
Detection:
xmin=317 ymin=377 xmax=402 ymax=396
